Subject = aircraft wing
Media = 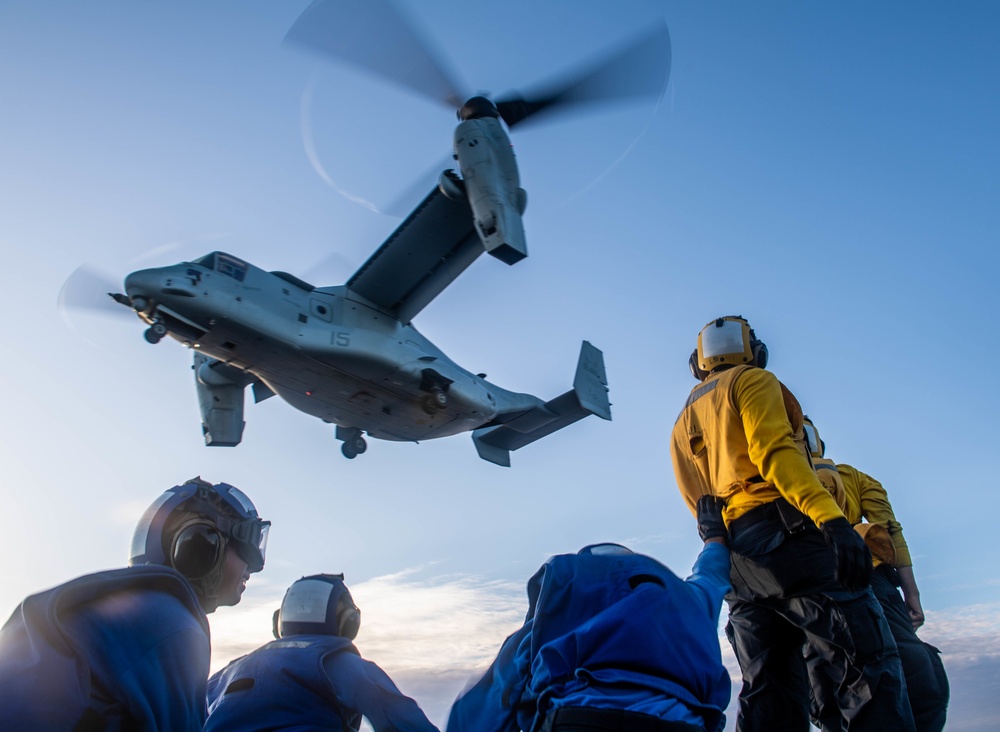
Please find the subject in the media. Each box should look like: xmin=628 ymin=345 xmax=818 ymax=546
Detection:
xmin=347 ymin=185 xmax=484 ymax=323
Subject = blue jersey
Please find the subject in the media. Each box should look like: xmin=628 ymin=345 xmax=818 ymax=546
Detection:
xmin=0 ymin=565 xmax=210 ymax=731
xmin=207 ymin=635 xmax=440 ymax=732
xmin=447 ymin=542 xmax=732 ymax=732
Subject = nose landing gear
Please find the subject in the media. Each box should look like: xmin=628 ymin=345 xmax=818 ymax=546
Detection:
xmin=144 ymin=320 xmax=168 ymax=344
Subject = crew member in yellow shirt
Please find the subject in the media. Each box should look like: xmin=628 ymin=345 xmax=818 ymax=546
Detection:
xmin=670 ymin=315 xmax=913 ymax=732
xmin=801 ymin=417 xmax=949 ymax=732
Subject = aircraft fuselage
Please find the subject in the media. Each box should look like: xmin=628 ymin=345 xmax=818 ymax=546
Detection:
xmin=124 ymin=253 xmax=540 ymax=443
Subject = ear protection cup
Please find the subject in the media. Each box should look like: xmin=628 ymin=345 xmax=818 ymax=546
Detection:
xmin=336 ymin=597 xmax=361 ymax=640
xmin=688 ymin=349 xmax=709 ymax=381
xmin=751 ymin=340 xmax=768 ymax=369
xmin=170 ymin=521 xmax=224 ymax=580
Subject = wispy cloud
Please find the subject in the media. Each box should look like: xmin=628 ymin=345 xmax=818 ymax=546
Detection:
xmin=352 ymin=569 xmax=525 ymax=673
xmin=921 ymin=603 xmax=1000 ymax=670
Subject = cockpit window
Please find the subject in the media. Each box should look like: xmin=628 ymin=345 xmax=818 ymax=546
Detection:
xmin=216 ymin=253 xmax=248 ymax=282
xmin=190 ymin=252 xmax=248 ymax=282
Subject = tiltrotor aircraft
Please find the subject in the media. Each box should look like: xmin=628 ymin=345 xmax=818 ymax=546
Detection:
xmin=66 ymin=1 xmax=670 ymax=464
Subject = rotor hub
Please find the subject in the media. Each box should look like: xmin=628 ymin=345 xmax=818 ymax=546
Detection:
xmin=458 ymin=96 xmax=499 ymax=121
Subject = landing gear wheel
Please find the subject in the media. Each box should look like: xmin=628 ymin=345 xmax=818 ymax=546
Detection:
xmin=341 ymin=435 xmax=367 ymax=459
xmin=144 ymin=322 xmax=167 ymax=344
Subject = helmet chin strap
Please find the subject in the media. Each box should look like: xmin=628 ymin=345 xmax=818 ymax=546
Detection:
xmin=188 ymin=538 xmax=229 ymax=612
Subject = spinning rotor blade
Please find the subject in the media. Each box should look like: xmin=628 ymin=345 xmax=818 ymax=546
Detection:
xmin=495 ymin=21 xmax=672 ymax=129
xmin=57 ymin=265 xmax=131 ymax=321
xmin=284 ymin=0 xmax=467 ymax=109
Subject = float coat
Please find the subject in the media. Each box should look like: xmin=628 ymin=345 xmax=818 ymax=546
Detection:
xmin=0 ymin=565 xmax=210 ymax=731
xmin=446 ymin=542 xmax=732 ymax=732
xmin=813 ymin=457 xmax=849 ymax=513
xmin=206 ymin=635 xmax=439 ymax=732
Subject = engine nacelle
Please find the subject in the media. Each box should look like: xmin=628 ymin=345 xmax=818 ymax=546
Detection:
xmin=193 ymin=352 xmax=246 ymax=447
xmin=452 ymin=116 xmax=528 ymax=265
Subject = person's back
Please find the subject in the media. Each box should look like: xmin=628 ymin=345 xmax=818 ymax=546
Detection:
xmin=0 ymin=477 xmax=270 ymax=731
xmin=447 ymin=541 xmax=731 ymax=732
xmin=798 ymin=419 xmax=949 ymax=732
xmin=206 ymin=574 xmax=439 ymax=732
xmin=0 ymin=565 xmax=208 ymax=730
xmin=207 ymin=634 xmax=361 ymax=731
xmin=839 ymin=463 xmax=949 ymax=732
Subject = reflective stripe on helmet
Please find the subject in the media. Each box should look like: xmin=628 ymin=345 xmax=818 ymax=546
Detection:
xmin=217 ymin=483 xmax=260 ymax=518
xmin=129 ymin=490 xmax=176 ymax=565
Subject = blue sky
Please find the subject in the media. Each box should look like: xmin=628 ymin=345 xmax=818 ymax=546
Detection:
xmin=1 ymin=1 xmax=998 ymax=729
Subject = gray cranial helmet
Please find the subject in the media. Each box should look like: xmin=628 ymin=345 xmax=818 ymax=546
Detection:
xmin=274 ymin=574 xmax=361 ymax=640
xmin=577 ymin=543 xmax=635 ymax=556
xmin=129 ymin=477 xmax=270 ymax=603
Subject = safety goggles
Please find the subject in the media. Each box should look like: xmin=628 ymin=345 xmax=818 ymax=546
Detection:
xmin=208 ymin=512 xmax=270 ymax=573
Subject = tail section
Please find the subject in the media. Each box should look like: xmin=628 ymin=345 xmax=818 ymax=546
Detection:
xmin=472 ymin=341 xmax=611 ymax=466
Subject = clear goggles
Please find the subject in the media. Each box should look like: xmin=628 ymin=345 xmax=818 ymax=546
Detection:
xmin=218 ymin=515 xmax=271 ymax=572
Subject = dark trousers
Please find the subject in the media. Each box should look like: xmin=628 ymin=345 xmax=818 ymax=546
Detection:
xmin=873 ymin=567 xmax=949 ymax=731
xmin=725 ymin=504 xmax=915 ymax=732
xmin=807 ymin=566 xmax=949 ymax=732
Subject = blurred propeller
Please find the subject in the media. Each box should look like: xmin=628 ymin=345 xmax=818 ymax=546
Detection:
xmin=284 ymin=0 xmax=466 ymax=109
xmin=493 ymin=23 xmax=671 ymax=130
xmin=57 ymin=265 xmax=134 ymax=346
xmin=284 ymin=0 xmax=671 ymax=130
xmin=57 ymin=265 xmax=130 ymax=321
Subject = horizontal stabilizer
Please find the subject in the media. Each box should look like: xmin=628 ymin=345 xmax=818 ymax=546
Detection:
xmin=473 ymin=341 xmax=611 ymax=466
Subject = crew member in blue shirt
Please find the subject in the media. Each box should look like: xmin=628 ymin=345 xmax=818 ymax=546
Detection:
xmin=446 ymin=497 xmax=732 ymax=732
xmin=206 ymin=573 xmax=440 ymax=732
xmin=0 ymin=477 xmax=271 ymax=731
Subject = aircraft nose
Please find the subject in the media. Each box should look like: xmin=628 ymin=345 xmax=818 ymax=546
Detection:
xmin=124 ymin=268 xmax=157 ymax=298
xmin=124 ymin=268 xmax=161 ymax=312
xmin=125 ymin=266 xmax=198 ymax=306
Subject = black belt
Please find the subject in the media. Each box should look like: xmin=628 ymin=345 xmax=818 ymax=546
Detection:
xmin=729 ymin=500 xmax=783 ymax=532
xmin=729 ymin=498 xmax=812 ymax=537
xmin=544 ymin=707 xmax=704 ymax=732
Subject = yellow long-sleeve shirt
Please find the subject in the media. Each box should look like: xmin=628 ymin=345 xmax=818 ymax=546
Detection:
xmin=836 ymin=464 xmax=912 ymax=567
xmin=671 ymin=366 xmax=845 ymax=528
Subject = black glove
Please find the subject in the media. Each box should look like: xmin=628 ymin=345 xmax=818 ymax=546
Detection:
xmin=821 ymin=517 xmax=873 ymax=591
xmin=696 ymin=495 xmax=727 ymax=542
